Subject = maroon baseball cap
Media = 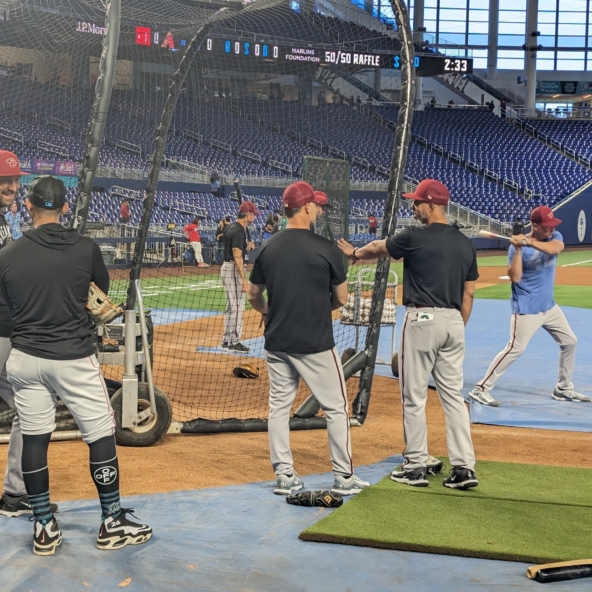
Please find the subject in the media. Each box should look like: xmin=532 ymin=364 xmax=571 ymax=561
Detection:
xmin=0 ymin=150 xmax=27 ymax=177
xmin=312 ymin=190 xmax=333 ymax=209
xmin=530 ymin=206 xmax=561 ymax=227
xmin=238 ymin=201 xmax=261 ymax=216
xmin=282 ymin=182 xmax=315 ymax=209
xmin=402 ymin=179 xmax=450 ymax=206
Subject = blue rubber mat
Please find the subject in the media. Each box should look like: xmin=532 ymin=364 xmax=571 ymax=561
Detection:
xmin=2 ymin=456 xmax=587 ymax=591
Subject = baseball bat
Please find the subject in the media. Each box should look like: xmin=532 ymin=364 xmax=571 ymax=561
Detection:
xmin=478 ymin=230 xmax=511 ymax=241
xmin=233 ymin=176 xmax=251 ymax=243
xmin=527 ymin=559 xmax=592 ymax=583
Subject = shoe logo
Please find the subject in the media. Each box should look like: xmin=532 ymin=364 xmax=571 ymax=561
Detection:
xmin=94 ymin=466 xmax=118 ymax=485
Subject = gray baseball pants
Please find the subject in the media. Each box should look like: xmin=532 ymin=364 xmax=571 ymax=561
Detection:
xmin=221 ymin=261 xmax=245 ymax=346
xmin=477 ymin=304 xmax=577 ymax=393
xmin=400 ymin=307 xmax=475 ymax=471
xmin=266 ymin=348 xmax=354 ymax=477
xmin=0 ymin=337 xmax=26 ymax=496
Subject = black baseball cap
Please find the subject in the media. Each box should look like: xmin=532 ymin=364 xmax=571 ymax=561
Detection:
xmin=26 ymin=175 xmax=67 ymax=210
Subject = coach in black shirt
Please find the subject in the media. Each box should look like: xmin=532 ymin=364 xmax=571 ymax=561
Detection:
xmin=338 ymin=179 xmax=479 ymax=490
xmin=248 ymin=181 xmax=370 ymax=496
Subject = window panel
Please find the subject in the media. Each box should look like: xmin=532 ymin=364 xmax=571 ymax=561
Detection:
xmin=499 ymin=0 xmax=526 ymax=8
xmin=557 ymin=36 xmax=587 ymax=46
xmin=473 ymin=56 xmax=487 ymax=67
xmin=468 ymin=9 xmax=489 ymax=21
xmin=538 ymin=24 xmax=556 ymax=35
xmin=424 ymin=19 xmax=437 ymax=32
xmin=471 ymin=49 xmax=488 ymax=56
xmin=468 ymin=21 xmax=489 ymax=33
xmin=438 ymin=32 xmax=468 ymax=43
xmin=498 ymin=34 xmax=526 ymax=45
xmin=424 ymin=0 xmax=438 ymax=7
xmin=557 ymin=50 xmax=585 ymax=59
xmin=538 ymin=0 xmax=558 ymax=10
xmin=468 ymin=34 xmax=488 ymax=44
xmin=498 ymin=23 xmax=527 ymax=34
xmin=468 ymin=0 xmax=489 ymax=7
xmin=438 ymin=8 xmax=467 ymax=20
xmin=558 ymin=13 xmax=587 ymax=25
xmin=536 ymin=59 xmax=556 ymax=69
xmin=498 ymin=57 xmax=525 ymax=68
xmin=538 ymin=36 xmax=557 ymax=46
xmin=556 ymin=58 xmax=586 ymax=69
xmin=538 ymin=12 xmax=558 ymax=23
xmin=439 ymin=20 xmax=468 ymax=32
xmin=558 ymin=0 xmax=587 ymax=10
xmin=424 ymin=8 xmax=438 ymax=19
xmin=499 ymin=10 xmax=526 ymax=22
xmin=439 ymin=0 xmax=468 ymax=8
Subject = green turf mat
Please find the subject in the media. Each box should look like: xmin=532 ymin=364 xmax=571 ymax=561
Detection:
xmin=475 ymin=284 xmax=592 ymax=309
xmin=300 ymin=460 xmax=592 ymax=563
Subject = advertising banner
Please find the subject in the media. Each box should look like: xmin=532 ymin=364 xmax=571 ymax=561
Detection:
xmin=18 ymin=159 xmax=78 ymax=176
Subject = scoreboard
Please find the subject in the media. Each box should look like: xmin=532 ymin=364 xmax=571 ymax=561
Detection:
xmin=201 ymin=38 xmax=473 ymax=76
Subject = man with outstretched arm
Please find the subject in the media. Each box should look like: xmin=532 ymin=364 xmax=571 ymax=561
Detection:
xmin=337 ymin=179 xmax=479 ymax=490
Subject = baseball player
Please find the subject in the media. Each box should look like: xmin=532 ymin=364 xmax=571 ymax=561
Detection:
xmin=0 ymin=151 xmax=60 ymax=519
xmin=0 ymin=176 xmax=151 ymax=555
xmin=469 ymin=206 xmax=587 ymax=407
xmin=338 ymin=179 xmax=479 ymax=490
xmin=221 ymin=201 xmax=258 ymax=352
xmin=247 ymin=181 xmax=370 ymax=496
xmin=184 ymin=216 xmax=208 ymax=267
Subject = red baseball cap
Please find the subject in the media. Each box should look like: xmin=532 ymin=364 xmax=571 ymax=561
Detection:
xmin=530 ymin=206 xmax=561 ymax=227
xmin=282 ymin=182 xmax=315 ymax=209
xmin=238 ymin=201 xmax=261 ymax=216
xmin=402 ymin=179 xmax=450 ymax=206
xmin=312 ymin=190 xmax=333 ymax=209
xmin=0 ymin=150 xmax=27 ymax=177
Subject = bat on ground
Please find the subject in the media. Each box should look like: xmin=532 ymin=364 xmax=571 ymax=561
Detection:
xmin=527 ymin=559 xmax=592 ymax=583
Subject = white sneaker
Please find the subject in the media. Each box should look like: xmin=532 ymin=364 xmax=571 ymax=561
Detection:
xmin=469 ymin=386 xmax=499 ymax=407
xmin=274 ymin=472 xmax=304 ymax=495
xmin=331 ymin=474 xmax=370 ymax=496
xmin=552 ymin=388 xmax=591 ymax=402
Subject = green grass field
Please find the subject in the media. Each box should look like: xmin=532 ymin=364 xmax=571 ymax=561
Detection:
xmin=477 ymin=248 xmax=592 ymax=267
xmin=474 ymin=284 xmax=592 ymax=309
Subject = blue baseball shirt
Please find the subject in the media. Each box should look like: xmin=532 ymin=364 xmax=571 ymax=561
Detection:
xmin=508 ymin=230 xmax=562 ymax=315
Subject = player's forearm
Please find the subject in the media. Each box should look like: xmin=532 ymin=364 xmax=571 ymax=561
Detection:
xmin=353 ymin=240 xmax=389 ymax=261
xmin=529 ymin=240 xmax=564 ymax=256
xmin=247 ymin=291 xmax=268 ymax=314
xmin=508 ymin=249 xmax=523 ymax=283
xmin=233 ymin=254 xmax=246 ymax=280
xmin=460 ymin=293 xmax=474 ymax=326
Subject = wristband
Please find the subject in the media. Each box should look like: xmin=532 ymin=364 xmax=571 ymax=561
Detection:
xmin=352 ymin=248 xmax=359 ymax=260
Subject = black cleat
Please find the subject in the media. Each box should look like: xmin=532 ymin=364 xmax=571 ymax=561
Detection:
xmin=0 ymin=493 xmax=58 ymax=518
xmin=443 ymin=467 xmax=479 ymax=490
xmin=97 ymin=509 xmax=152 ymax=551
xmin=229 ymin=343 xmax=249 ymax=352
xmin=390 ymin=467 xmax=429 ymax=487
xmin=33 ymin=516 xmax=62 ymax=556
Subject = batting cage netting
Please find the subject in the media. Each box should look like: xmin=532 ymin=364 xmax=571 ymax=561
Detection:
xmin=0 ymin=0 xmax=416 ymax=437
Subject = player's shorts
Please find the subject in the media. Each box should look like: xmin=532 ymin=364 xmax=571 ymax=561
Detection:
xmin=7 ymin=350 xmax=116 ymax=443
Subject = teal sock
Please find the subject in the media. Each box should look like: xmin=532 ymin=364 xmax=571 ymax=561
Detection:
xmin=99 ymin=490 xmax=121 ymax=519
xmin=28 ymin=491 xmax=53 ymax=522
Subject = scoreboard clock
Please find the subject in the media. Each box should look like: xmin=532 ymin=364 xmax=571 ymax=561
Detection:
xmin=392 ymin=55 xmax=473 ymax=76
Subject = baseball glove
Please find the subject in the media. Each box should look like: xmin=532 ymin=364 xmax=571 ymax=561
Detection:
xmin=286 ymin=490 xmax=343 ymax=508
xmin=232 ymin=362 xmax=259 ymax=379
xmin=86 ymin=282 xmax=124 ymax=326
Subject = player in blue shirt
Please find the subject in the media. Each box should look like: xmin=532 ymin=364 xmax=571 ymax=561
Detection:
xmin=470 ymin=206 xmax=588 ymax=406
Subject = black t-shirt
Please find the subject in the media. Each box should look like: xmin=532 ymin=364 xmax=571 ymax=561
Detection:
xmin=249 ymin=229 xmax=347 ymax=354
xmin=216 ymin=224 xmax=228 ymax=244
xmin=0 ymin=214 xmax=14 ymax=337
xmin=0 ymin=224 xmax=110 ymax=360
xmin=386 ymin=223 xmax=479 ymax=311
xmin=223 ymin=222 xmax=247 ymax=262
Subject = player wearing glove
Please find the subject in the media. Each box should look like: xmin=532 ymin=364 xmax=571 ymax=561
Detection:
xmin=0 ymin=176 xmax=151 ymax=555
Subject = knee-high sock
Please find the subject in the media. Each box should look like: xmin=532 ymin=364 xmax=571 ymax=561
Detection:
xmin=21 ymin=433 xmax=52 ymax=521
xmin=89 ymin=435 xmax=121 ymax=518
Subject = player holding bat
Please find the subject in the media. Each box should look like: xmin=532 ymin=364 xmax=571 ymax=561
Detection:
xmin=470 ymin=206 xmax=588 ymax=407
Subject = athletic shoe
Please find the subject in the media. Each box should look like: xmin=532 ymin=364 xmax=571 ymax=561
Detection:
xmin=220 ymin=342 xmax=229 ymax=349
xmin=229 ymin=343 xmax=249 ymax=352
xmin=198 ymin=263 xmax=210 ymax=268
xmin=443 ymin=467 xmax=478 ymax=490
xmin=96 ymin=509 xmax=152 ymax=551
xmin=33 ymin=516 xmax=62 ymax=556
xmin=331 ymin=474 xmax=370 ymax=496
xmin=552 ymin=388 xmax=591 ymax=402
xmin=0 ymin=493 xmax=58 ymax=518
xmin=274 ymin=473 xmax=304 ymax=495
xmin=426 ymin=456 xmax=446 ymax=476
xmin=390 ymin=467 xmax=429 ymax=487
xmin=468 ymin=386 xmax=499 ymax=407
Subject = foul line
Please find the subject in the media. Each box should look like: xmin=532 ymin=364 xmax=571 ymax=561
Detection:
xmin=562 ymin=259 xmax=592 ymax=267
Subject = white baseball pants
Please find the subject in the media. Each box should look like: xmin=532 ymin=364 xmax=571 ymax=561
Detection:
xmin=0 ymin=337 xmax=26 ymax=496
xmin=221 ymin=261 xmax=245 ymax=346
xmin=477 ymin=304 xmax=577 ymax=393
xmin=266 ymin=348 xmax=354 ymax=477
xmin=190 ymin=241 xmax=204 ymax=264
xmin=6 ymin=350 xmax=116 ymax=444
xmin=400 ymin=307 xmax=475 ymax=471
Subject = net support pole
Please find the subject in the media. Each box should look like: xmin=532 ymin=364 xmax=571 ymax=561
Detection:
xmin=71 ymin=0 xmax=121 ymax=235
xmin=125 ymin=17 xmax=222 ymax=310
xmin=352 ymin=0 xmax=415 ymax=424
